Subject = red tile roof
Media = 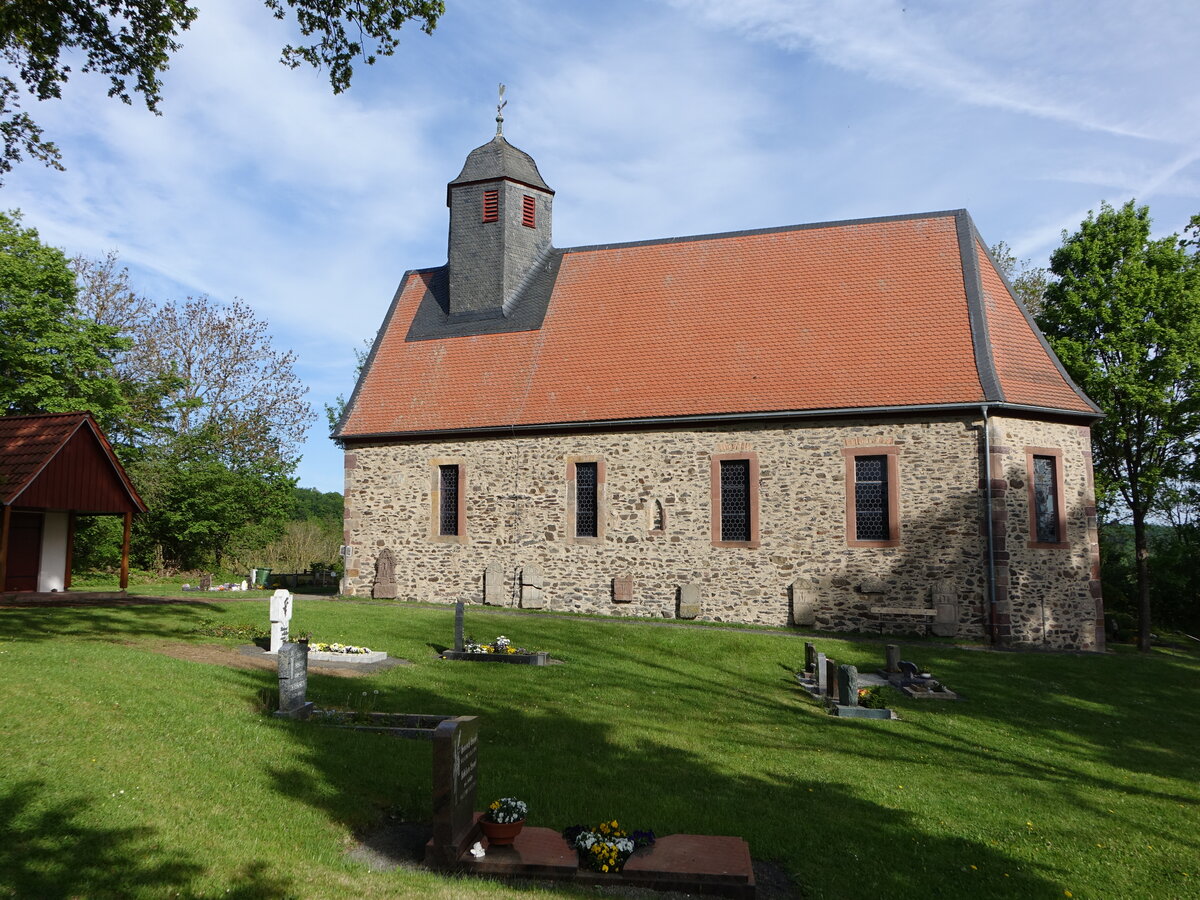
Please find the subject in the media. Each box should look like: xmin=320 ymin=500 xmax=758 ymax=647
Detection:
xmin=339 ymin=209 xmax=1098 ymax=438
xmin=0 ymin=413 xmax=146 ymax=512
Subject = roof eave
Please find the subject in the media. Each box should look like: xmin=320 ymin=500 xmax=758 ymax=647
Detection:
xmin=339 ymin=400 xmax=1102 ymax=443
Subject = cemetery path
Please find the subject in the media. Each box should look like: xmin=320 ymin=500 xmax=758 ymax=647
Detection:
xmin=142 ymin=640 xmax=406 ymax=678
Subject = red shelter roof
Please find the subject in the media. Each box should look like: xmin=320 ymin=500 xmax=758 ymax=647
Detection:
xmin=0 ymin=413 xmax=146 ymax=514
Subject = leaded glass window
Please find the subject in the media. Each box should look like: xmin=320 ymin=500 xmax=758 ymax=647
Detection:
xmin=855 ymin=455 xmax=889 ymax=541
xmin=575 ymin=462 xmax=598 ymax=538
xmin=1033 ymin=455 xmax=1059 ymax=543
xmin=720 ymin=459 xmax=751 ymax=542
xmin=439 ymin=465 xmax=460 ymax=536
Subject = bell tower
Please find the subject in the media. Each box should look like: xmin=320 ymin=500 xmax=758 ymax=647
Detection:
xmin=446 ymin=93 xmax=554 ymax=318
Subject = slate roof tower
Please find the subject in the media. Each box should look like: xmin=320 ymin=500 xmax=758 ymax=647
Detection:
xmin=446 ymin=130 xmax=554 ymax=318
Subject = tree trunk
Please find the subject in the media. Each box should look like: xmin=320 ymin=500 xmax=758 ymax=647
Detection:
xmin=1132 ymin=507 xmax=1152 ymax=652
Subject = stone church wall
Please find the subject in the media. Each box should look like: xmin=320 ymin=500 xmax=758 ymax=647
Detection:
xmin=342 ymin=413 xmax=1100 ymax=649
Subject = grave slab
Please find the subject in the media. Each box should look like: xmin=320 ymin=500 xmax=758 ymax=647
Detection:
xmin=430 ymin=819 xmax=756 ymax=898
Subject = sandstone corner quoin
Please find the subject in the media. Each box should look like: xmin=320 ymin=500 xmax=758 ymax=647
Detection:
xmin=334 ymin=126 xmax=1104 ymax=651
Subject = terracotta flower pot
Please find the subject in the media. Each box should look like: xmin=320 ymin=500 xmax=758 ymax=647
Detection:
xmin=479 ymin=818 xmax=525 ymax=846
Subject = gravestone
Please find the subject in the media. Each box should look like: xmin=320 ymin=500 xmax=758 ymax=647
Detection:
xmin=274 ymin=642 xmax=313 ymax=719
xmin=269 ymin=589 xmax=292 ymax=652
xmin=373 ymin=547 xmax=397 ymax=599
xmin=613 ymin=574 xmax=633 ymax=603
xmin=677 ymin=584 xmax=702 ymax=619
xmin=483 ymin=561 xmax=504 ymax=605
xmin=931 ymin=581 xmax=959 ymax=637
xmin=430 ymin=716 xmax=481 ymax=864
xmin=454 ymin=601 xmax=465 ymax=652
xmin=790 ymin=580 xmax=817 ymax=626
xmin=825 ymin=658 xmax=838 ymax=698
xmin=814 ymin=651 xmax=828 ymax=691
xmin=199 ymin=573 xmax=212 ymax=591
xmin=837 ymin=664 xmax=859 ymax=707
xmin=859 ymin=576 xmax=887 ymax=595
xmin=804 ymin=642 xmax=817 ymax=673
xmin=520 ymin=565 xmax=545 ymax=609
xmin=885 ymin=644 xmax=901 ymax=673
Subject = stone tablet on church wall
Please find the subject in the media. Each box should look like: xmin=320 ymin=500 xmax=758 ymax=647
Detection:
xmin=484 ymin=561 xmax=504 ymax=605
xmin=520 ymin=565 xmax=545 ymax=609
xmin=677 ymin=583 xmax=701 ymax=619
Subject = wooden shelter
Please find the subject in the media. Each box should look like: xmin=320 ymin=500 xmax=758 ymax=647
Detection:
xmin=0 ymin=412 xmax=146 ymax=593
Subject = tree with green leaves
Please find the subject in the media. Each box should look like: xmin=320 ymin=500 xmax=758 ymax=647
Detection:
xmin=0 ymin=0 xmax=444 ymax=181
xmin=0 ymin=210 xmax=131 ymax=428
xmin=990 ymin=240 xmax=1051 ymax=316
xmin=1037 ymin=200 xmax=1200 ymax=651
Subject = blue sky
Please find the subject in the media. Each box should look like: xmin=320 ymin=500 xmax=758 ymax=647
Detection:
xmin=3 ymin=0 xmax=1198 ymax=493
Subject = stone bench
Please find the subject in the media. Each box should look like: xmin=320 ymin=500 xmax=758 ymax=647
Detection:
xmin=870 ymin=606 xmax=937 ymax=636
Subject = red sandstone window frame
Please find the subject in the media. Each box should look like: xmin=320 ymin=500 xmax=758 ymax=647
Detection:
xmin=566 ymin=456 xmax=606 ymax=545
xmin=710 ymin=451 xmax=760 ymax=549
xmin=482 ymin=190 xmax=499 ymax=223
xmin=1025 ymin=447 xmax=1069 ymax=549
xmin=429 ymin=459 xmax=467 ymax=543
xmin=842 ymin=447 xmax=901 ymax=548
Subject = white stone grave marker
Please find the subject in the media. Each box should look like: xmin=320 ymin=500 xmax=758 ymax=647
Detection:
xmin=269 ymin=589 xmax=293 ymax=652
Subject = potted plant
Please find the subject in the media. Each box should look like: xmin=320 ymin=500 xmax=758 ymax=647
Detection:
xmin=479 ymin=796 xmax=528 ymax=845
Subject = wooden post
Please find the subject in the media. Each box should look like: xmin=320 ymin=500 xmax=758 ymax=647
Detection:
xmin=120 ymin=511 xmax=132 ymax=591
xmin=64 ymin=512 xmax=76 ymax=590
xmin=0 ymin=505 xmax=10 ymax=591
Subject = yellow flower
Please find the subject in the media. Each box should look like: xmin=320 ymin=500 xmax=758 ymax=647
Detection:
xmin=602 ymin=865 xmax=608 ymax=872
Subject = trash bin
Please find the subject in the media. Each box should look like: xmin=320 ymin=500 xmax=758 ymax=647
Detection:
xmin=255 ymin=567 xmax=272 ymax=589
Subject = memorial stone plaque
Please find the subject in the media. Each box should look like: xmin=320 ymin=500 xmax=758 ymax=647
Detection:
xmin=269 ymin=589 xmax=293 ymax=652
xmin=677 ymin=584 xmax=702 ymax=619
xmin=613 ymin=574 xmax=633 ymax=603
xmin=520 ymin=565 xmax=545 ymax=609
xmin=454 ymin=601 xmax=465 ymax=652
xmin=431 ymin=716 xmax=481 ymax=864
xmin=837 ymin=664 xmax=860 ymax=707
xmin=483 ymin=561 xmax=504 ymax=605
xmin=790 ymin=580 xmax=817 ymax=626
xmin=825 ymin=658 xmax=838 ymax=698
xmin=804 ymin=642 xmax=817 ymax=673
xmin=932 ymin=581 xmax=959 ymax=637
xmin=814 ymin=651 xmax=828 ymax=691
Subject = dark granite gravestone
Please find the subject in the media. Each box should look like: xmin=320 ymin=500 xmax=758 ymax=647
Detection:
xmin=454 ymin=601 xmax=465 ymax=652
xmin=805 ymin=642 xmax=817 ymax=673
xmin=825 ymin=658 xmax=838 ymax=698
xmin=885 ymin=644 xmax=901 ymax=674
xmin=430 ymin=716 xmax=481 ymax=865
xmin=274 ymin=642 xmax=313 ymax=719
xmin=837 ymin=664 xmax=859 ymax=707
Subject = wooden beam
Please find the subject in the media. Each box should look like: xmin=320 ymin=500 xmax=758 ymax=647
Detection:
xmin=0 ymin=505 xmax=10 ymax=591
xmin=65 ymin=511 xmax=76 ymax=589
xmin=120 ymin=511 xmax=131 ymax=591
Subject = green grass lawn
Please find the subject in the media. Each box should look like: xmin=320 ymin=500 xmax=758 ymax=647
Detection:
xmin=1 ymin=598 xmax=1197 ymax=899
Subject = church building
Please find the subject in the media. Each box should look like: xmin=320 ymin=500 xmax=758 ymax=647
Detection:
xmin=335 ymin=124 xmax=1105 ymax=651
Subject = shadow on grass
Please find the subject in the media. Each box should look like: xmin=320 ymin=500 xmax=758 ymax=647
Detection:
xmin=0 ymin=780 xmax=293 ymax=899
xmin=0 ymin=603 xmax=233 ymax=643
xmin=245 ymin=668 xmax=1064 ymax=898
